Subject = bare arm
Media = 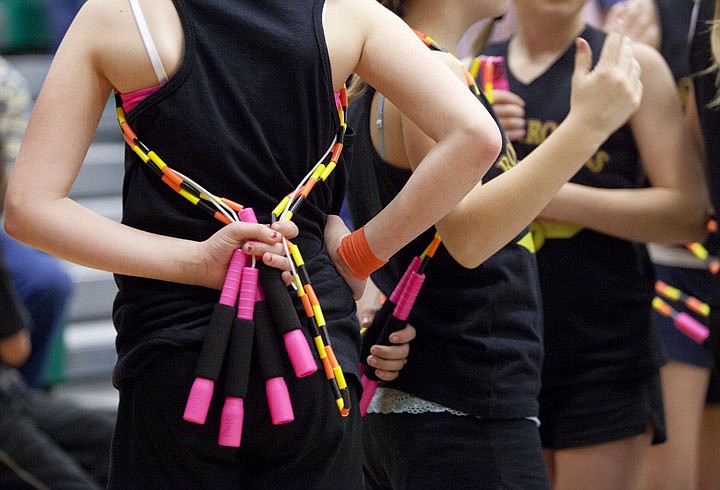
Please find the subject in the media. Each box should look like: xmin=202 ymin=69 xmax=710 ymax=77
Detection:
xmin=540 ymin=42 xmax=710 ymax=244
xmin=388 ymin=35 xmax=644 ymax=268
xmin=324 ymin=0 xmax=502 ymax=263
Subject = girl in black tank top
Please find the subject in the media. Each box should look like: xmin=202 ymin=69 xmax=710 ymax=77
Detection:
xmin=346 ymin=0 xmax=644 ymax=488
xmin=482 ymin=0 xmax=709 ymax=488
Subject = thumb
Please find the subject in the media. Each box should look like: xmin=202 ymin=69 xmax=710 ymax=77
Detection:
xmin=572 ymin=37 xmax=592 ymax=80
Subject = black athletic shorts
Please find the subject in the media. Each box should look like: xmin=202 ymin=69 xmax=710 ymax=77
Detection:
xmin=108 ymin=346 xmax=363 ymax=490
xmin=539 ymin=373 xmax=666 ymax=450
xmin=363 ymin=411 xmax=550 ymax=490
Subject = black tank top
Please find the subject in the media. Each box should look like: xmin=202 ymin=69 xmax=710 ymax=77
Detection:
xmin=112 ymin=0 xmax=358 ymax=385
xmin=346 ymin=85 xmax=543 ymax=418
xmin=484 ymin=26 xmax=659 ymax=389
xmin=657 ymin=0 xmax=695 ymax=81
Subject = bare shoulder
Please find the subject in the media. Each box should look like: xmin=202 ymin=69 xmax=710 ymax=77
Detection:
xmin=324 ymin=0 xmax=413 ymax=90
xmin=324 ymin=0 xmax=374 ymax=90
xmin=67 ymin=0 xmax=182 ymax=92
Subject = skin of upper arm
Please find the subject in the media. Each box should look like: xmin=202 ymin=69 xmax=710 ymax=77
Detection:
xmin=628 ymin=43 xmax=707 ymax=200
xmin=325 ymin=0 xmax=497 ymax=147
xmin=6 ymin=0 xmax=180 ymax=213
xmin=400 ymin=54 xmax=471 ymax=170
xmin=375 ymin=52 xmax=469 ymax=171
xmin=6 ymin=2 xmax=113 ymax=214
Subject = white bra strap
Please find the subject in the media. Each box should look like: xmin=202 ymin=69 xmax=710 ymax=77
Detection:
xmin=129 ymin=0 xmax=169 ymax=84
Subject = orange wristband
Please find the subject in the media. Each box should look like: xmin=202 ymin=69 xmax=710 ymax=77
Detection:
xmin=337 ymin=226 xmax=387 ymax=280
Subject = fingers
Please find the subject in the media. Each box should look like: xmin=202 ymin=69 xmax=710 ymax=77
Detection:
xmin=358 ymin=309 xmax=377 ymax=330
xmin=573 ymin=37 xmax=593 ymax=79
xmin=617 ymin=34 xmax=637 ymax=78
xmin=261 ymin=250 xmax=293 ymax=273
xmin=366 ymin=324 xmax=416 ymax=381
xmin=270 ymin=220 xmax=299 ymax=239
xmin=492 ymin=90 xmax=527 ymax=141
xmin=492 ymin=89 xmax=525 ymax=109
xmin=592 ymin=33 xmax=639 ymax=90
xmin=604 ymin=0 xmax=660 ymax=48
xmin=226 ymin=220 xmax=296 ymax=255
xmin=387 ymin=324 xmax=416 ymax=344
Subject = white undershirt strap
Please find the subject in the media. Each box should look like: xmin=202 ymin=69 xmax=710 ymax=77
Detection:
xmin=129 ymin=0 xmax=169 ymax=84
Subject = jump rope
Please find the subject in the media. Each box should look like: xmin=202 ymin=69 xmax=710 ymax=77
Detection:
xmin=115 ymin=87 xmax=351 ymax=447
xmin=356 ymin=31 xmax=510 ymax=415
xmin=651 ymin=218 xmax=719 ymax=347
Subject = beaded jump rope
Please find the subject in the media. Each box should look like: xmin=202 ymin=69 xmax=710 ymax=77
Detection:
xmin=115 ymin=86 xmax=351 ymax=448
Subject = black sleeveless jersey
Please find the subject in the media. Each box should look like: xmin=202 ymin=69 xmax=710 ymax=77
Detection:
xmin=657 ymin=0 xmax=695 ymax=81
xmin=691 ymin=0 xmax=720 ymax=221
xmin=346 ymin=84 xmax=543 ymax=418
xmin=484 ymin=26 xmax=659 ymax=389
xmin=112 ymin=0 xmax=357 ymax=385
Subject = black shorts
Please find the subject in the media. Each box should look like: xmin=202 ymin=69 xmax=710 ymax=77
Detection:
xmin=363 ymin=412 xmax=550 ymax=490
xmin=108 ymin=346 xmax=363 ymax=490
xmin=538 ymin=373 xmax=666 ymax=450
xmin=654 ymin=265 xmax=714 ymax=369
xmin=654 ymin=264 xmax=720 ymax=404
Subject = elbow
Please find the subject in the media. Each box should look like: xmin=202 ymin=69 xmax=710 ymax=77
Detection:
xmin=455 ymin=254 xmax=483 ymax=270
xmin=670 ymin=202 xmax=713 ymax=244
xmin=442 ymin=235 xmax=488 ymax=270
xmin=460 ymin=116 xmax=503 ymax=180
xmin=687 ymin=209 xmax=713 ymax=243
xmin=3 ymin=192 xmax=30 ymax=244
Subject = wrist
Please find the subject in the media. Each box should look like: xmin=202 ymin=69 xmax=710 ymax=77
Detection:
xmin=337 ymin=227 xmax=387 ymax=280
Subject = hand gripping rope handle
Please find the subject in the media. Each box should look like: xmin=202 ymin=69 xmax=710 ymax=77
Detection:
xmin=358 ymin=234 xmax=441 ymax=416
xmin=184 ymin=210 xmax=297 ymax=445
xmin=183 ymin=248 xmax=247 ymax=425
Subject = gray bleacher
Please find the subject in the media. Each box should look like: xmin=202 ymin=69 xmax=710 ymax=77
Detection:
xmin=7 ymin=54 xmax=122 ymax=406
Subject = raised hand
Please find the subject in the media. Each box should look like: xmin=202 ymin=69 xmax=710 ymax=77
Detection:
xmin=604 ymin=0 xmax=660 ymax=49
xmin=568 ymin=33 xmax=642 ymax=142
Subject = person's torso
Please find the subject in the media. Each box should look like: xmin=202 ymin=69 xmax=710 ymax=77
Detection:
xmin=484 ymin=26 xmax=657 ymax=387
xmin=112 ymin=0 xmax=357 ymax=384
xmin=346 ymin=79 xmax=543 ymax=418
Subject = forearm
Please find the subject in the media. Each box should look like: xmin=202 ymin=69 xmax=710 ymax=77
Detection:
xmin=364 ymin=122 xmax=500 ymax=261
xmin=436 ymin=113 xmax=607 ymax=267
xmin=543 ymin=183 xmax=709 ymax=244
xmin=4 ymin=197 xmax=205 ymax=285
